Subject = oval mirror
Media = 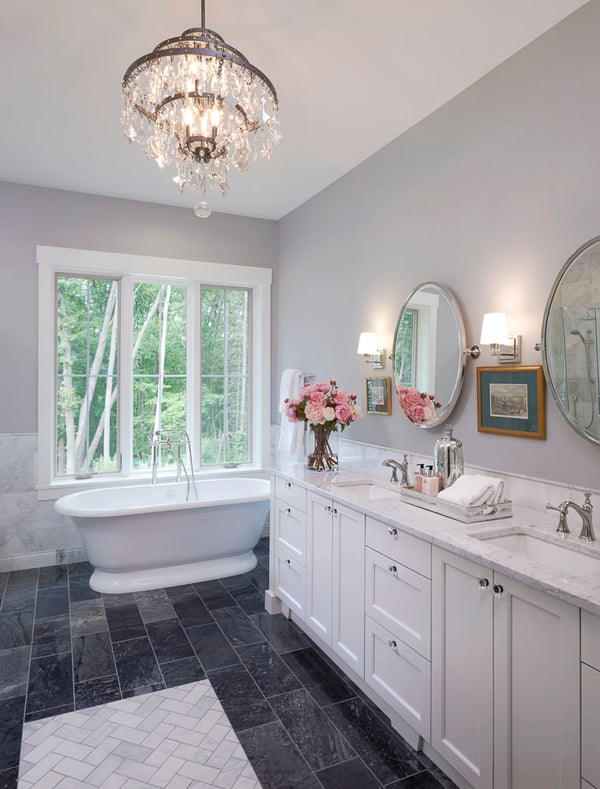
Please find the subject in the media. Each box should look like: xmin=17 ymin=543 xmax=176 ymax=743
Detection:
xmin=541 ymin=235 xmax=600 ymax=445
xmin=393 ymin=282 xmax=466 ymax=428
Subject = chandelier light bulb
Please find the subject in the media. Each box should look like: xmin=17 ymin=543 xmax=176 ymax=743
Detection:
xmin=121 ymin=0 xmax=281 ymax=208
xmin=194 ymin=201 xmax=212 ymax=219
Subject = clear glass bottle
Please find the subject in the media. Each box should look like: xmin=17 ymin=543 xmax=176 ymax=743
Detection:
xmin=434 ymin=424 xmax=464 ymax=488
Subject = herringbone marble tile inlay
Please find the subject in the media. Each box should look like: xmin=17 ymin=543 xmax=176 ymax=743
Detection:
xmin=18 ymin=680 xmax=261 ymax=788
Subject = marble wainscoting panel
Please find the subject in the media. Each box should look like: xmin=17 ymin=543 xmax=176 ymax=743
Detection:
xmin=0 ymin=434 xmax=36 ymax=493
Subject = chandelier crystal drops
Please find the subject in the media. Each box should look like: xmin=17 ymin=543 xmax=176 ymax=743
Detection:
xmin=121 ymin=1 xmax=280 ymax=210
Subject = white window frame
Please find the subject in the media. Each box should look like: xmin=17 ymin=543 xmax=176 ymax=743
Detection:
xmin=37 ymin=245 xmax=271 ymax=499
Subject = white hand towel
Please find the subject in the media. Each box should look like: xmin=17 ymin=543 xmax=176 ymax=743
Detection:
xmin=278 ymin=369 xmax=305 ymax=455
xmin=437 ymin=474 xmax=504 ymax=508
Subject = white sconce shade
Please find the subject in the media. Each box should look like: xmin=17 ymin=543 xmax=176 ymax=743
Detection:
xmin=357 ymin=332 xmax=378 ymax=355
xmin=357 ymin=332 xmax=385 ymax=369
xmin=480 ymin=313 xmax=509 ymax=345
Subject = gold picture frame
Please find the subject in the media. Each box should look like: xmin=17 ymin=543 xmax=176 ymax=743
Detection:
xmin=366 ymin=376 xmax=392 ymax=415
xmin=477 ymin=365 xmax=546 ymax=439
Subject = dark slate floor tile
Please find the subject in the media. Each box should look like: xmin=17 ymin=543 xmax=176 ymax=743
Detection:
xmin=102 ymin=592 xmax=137 ymax=608
xmin=237 ymin=642 xmax=302 ymax=697
xmin=0 ymin=611 xmax=33 ymax=650
xmin=112 ymin=637 xmax=163 ymax=692
xmin=68 ymin=574 xmax=100 ymax=603
xmin=75 ymin=674 xmax=122 ymax=710
xmin=165 ymin=584 xmax=198 ymax=602
xmin=281 ymin=647 xmax=344 ymax=689
xmin=210 ymin=664 xmax=276 ymax=731
xmin=70 ymin=599 xmax=108 ymax=636
xmin=0 ymin=694 xmax=25 ymax=771
xmin=35 ymin=585 xmax=70 ymax=620
xmin=415 ymin=753 xmax=460 ymax=789
xmin=219 ymin=574 xmax=256 ymax=593
xmin=24 ymin=702 xmax=74 ymax=722
xmin=105 ymin=602 xmax=145 ymax=641
xmin=146 ymin=618 xmax=195 ymax=663
xmin=37 ymin=564 xmax=68 ymax=589
xmin=230 ymin=587 xmax=266 ymax=615
xmin=249 ymin=613 xmax=309 ymax=654
xmin=316 ymin=757 xmax=382 ymax=789
xmin=0 ymin=585 xmax=36 ymax=614
xmin=186 ymin=623 xmax=241 ymax=672
xmin=160 ymin=657 xmax=206 ymax=688
xmin=0 ymin=646 xmax=31 ymax=700
xmin=238 ymin=720 xmax=322 ymax=789
xmin=387 ymin=771 xmax=449 ymax=788
xmin=193 ymin=580 xmax=235 ymax=610
xmin=68 ymin=561 xmax=94 ymax=578
xmin=0 ymin=766 xmax=18 ymax=789
xmin=323 ymin=697 xmax=422 ymax=785
xmin=31 ymin=614 xmax=71 ymax=658
xmin=270 ymin=688 xmax=356 ymax=771
xmin=211 ymin=605 xmax=265 ymax=648
xmin=308 ymin=675 xmax=358 ymax=707
xmin=245 ymin=565 xmax=270 ymax=593
xmin=134 ymin=589 xmax=176 ymax=623
xmin=72 ymin=630 xmax=116 ymax=682
xmin=122 ymin=682 xmax=165 ymax=698
xmin=26 ymin=651 xmax=73 ymax=714
xmin=171 ymin=596 xmax=213 ymax=628
xmin=6 ymin=569 xmax=38 ymax=588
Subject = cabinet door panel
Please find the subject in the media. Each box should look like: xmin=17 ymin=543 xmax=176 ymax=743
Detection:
xmin=274 ymin=551 xmax=305 ymax=619
xmin=493 ymin=572 xmax=579 ymax=789
xmin=332 ymin=504 xmax=365 ymax=676
xmin=306 ymin=493 xmax=334 ymax=643
xmin=366 ymin=546 xmax=431 ymax=659
xmin=582 ymin=663 xmax=600 ymax=788
xmin=431 ymin=547 xmax=493 ymax=789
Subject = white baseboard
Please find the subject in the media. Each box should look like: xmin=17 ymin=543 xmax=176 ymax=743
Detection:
xmin=0 ymin=546 xmax=87 ymax=572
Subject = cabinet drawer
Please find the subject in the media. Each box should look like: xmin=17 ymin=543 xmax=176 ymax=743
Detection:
xmin=274 ymin=550 xmax=305 ymax=620
xmin=582 ymin=663 xmax=600 ymax=788
xmin=582 ymin=609 xmax=600 ymax=669
xmin=365 ymin=615 xmax=430 ymax=740
xmin=365 ymin=547 xmax=431 ymax=659
xmin=274 ymin=499 xmax=306 ymax=564
xmin=366 ymin=516 xmax=431 ymax=578
xmin=274 ymin=476 xmax=307 ymax=511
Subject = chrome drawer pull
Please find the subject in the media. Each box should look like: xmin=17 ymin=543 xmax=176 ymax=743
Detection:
xmin=286 ymin=507 xmax=291 ymax=514
xmin=388 ymin=639 xmax=397 ymax=649
xmin=493 ymin=584 xmax=504 ymax=597
xmin=285 ymin=482 xmax=292 ymax=488
xmin=478 ymin=578 xmax=490 ymax=590
xmin=388 ymin=565 xmax=397 ymax=575
xmin=388 ymin=527 xmax=398 ymax=537
xmin=286 ymin=558 xmax=291 ymax=566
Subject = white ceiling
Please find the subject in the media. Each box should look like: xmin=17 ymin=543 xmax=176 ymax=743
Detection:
xmin=0 ymin=1 xmax=589 ymax=220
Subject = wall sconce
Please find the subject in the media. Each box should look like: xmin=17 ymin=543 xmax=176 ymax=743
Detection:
xmin=357 ymin=332 xmax=385 ymax=369
xmin=480 ymin=312 xmax=521 ymax=364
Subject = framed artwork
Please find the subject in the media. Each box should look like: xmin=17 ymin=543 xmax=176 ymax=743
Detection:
xmin=366 ymin=376 xmax=392 ymax=415
xmin=477 ymin=366 xmax=546 ymax=439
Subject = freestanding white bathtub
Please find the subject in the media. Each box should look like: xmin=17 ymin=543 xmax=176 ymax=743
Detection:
xmin=54 ymin=477 xmax=270 ymax=594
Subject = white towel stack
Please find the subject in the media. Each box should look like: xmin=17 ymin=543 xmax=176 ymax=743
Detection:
xmin=277 ymin=369 xmax=305 ymax=456
xmin=437 ymin=474 xmax=505 ymax=508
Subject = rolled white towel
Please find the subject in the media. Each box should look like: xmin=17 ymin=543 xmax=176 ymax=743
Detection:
xmin=438 ymin=474 xmax=504 ymax=507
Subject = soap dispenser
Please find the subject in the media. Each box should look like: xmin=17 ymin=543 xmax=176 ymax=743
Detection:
xmin=434 ymin=424 xmax=464 ymax=488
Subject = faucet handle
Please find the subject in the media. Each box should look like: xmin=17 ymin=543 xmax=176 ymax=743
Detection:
xmin=583 ymin=491 xmax=593 ymax=509
xmin=546 ymin=501 xmax=570 ymax=535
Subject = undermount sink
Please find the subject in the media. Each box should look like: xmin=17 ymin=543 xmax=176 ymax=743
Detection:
xmin=331 ymin=481 xmax=402 ymax=500
xmin=474 ymin=531 xmax=600 ymax=576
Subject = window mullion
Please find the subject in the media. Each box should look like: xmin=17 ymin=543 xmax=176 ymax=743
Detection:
xmin=188 ymin=283 xmax=201 ymax=471
xmin=120 ymin=275 xmax=134 ymax=475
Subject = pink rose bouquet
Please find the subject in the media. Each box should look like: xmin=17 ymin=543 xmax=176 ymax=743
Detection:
xmin=396 ymin=385 xmax=441 ymax=424
xmin=285 ymin=380 xmax=363 ymax=431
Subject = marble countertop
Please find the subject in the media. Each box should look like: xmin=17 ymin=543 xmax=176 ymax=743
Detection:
xmin=271 ymin=456 xmax=600 ymax=617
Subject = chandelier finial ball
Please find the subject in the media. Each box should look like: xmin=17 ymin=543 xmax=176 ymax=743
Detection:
xmin=194 ymin=201 xmax=212 ymax=219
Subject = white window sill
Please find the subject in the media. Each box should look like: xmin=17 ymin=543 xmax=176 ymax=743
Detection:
xmin=37 ymin=464 xmax=267 ymax=501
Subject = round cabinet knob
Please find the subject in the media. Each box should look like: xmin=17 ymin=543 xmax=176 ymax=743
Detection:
xmin=286 ymin=558 xmax=291 ymax=566
xmin=478 ymin=578 xmax=490 ymax=590
xmin=388 ymin=640 xmax=397 ymax=649
xmin=388 ymin=565 xmax=397 ymax=575
xmin=332 ymin=507 xmax=338 ymax=515
xmin=388 ymin=527 xmax=398 ymax=537
xmin=286 ymin=508 xmax=291 ymax=514
xmin=493 ymin=584 xmax=504 ymax=597
xmin=326 ymin=505 xmax=331 ymax=512
xmin=286 ymin=482 xmax=291 ymax=488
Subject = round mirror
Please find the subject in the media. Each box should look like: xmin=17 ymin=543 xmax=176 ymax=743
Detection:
xmin=542 ymin=235 xmax=600 ymax=445
xmin=393 ymin=282 xmax=466 ymax=428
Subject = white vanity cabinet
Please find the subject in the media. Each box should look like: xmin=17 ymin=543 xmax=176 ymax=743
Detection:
xmin=581 ymin=610 xmax=600 ymax=789
xmin=431 ymin=547 xmax=580 ymax=789
xmin=364 ymin=516 xmax=432 ymax=739
xmin=305 ymin=491 xmax=366 ymax=676
xmin=272 ymin=478 xmax=307 ymax=619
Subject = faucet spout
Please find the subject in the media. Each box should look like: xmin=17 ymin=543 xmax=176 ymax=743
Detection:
xmin=565 ymin=492 xmax=595 ymax=542
xmin=382 ymin=454 xmax=410 ymax=486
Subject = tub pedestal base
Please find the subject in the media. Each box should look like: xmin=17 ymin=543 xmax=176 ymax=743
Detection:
xmin=89 ymin=551 xmax=258 ymax=594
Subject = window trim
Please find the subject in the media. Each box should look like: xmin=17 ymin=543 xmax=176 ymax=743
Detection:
xmin=37 ymin=245 xmax=271 ymax=499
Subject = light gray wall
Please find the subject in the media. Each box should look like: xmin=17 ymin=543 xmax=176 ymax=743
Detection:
xmin=0 ymin=182 xmax=277 ymax=434
xmin=274 ymin=1 xmax=600 ymax=489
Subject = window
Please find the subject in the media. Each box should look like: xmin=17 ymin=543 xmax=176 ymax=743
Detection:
xmin=38 ymin=247 xmax=271 ymax=495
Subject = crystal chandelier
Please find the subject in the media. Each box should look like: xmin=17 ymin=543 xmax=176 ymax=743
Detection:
xmin=122 ymin=0 xmax=280 ymax=217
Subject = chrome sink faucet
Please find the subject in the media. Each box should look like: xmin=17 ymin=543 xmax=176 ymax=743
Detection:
xmin=566 ymin=492 xmax=595 ymax=542
xmin=382 ymin=454 xmax=409 ymax=486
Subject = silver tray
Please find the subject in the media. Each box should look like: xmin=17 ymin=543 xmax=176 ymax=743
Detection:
xmin=400 ymin=487 xmax=512 ymax=523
